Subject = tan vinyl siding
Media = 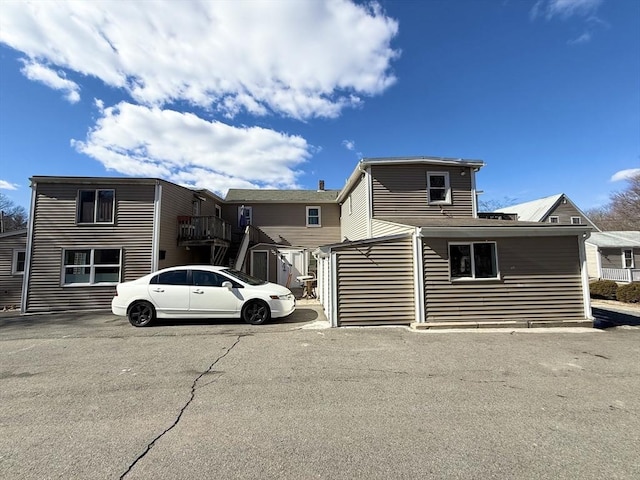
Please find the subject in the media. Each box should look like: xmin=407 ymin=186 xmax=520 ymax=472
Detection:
xmin=371 ymin=219 xmax=414 ymax=237
xmin=341 ymin=174 xmax=369 ymax=241
xmin=336 ymin=237 xmax=415 ymax=326
xmin=371 ymin=165 xmax=473 ymax=218
xmin=585 ymin=243 xmax=600 ymax=278
xmin=0 ymin=233 xmax=27 ymax=308
xmin=423 ymin=236 xmax=585 ymax=323
xmin=26 ymin=183 xmax=155 ymax=312
xmin=157 ymin=181 xmax=221 ymax=268
xmin=223 ymin=203 xmax=341 ymax=249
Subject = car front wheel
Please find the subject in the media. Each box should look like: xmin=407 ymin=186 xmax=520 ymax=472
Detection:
xmin=128 ymin=301 xmax=156 ymax=327
xmin=242 ymin=300 xmax=271 ymax=325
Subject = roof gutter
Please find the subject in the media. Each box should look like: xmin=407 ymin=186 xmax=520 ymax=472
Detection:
xmin=419 ymin=225 xmax=591 ymax=238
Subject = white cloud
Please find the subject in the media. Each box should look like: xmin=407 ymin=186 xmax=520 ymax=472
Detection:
xmin=0 ymin=180 xmax=19 ymax=190
xmin=531 ymin=0 xmax=604 ymax=20
xmin=71 ymin=102 xmax=312 ymax=195
xmin=342 ymin=140 xmax=356 ymax=151
xmin=0 ymin=0 xmax=399 ymax=120
xmin=568 ymin=32 xmax=592 ymax=44
xmin=611 ymin=168 xmax=640 ymax=182
xmin=20 ymin=60 xmax=80 ymax=103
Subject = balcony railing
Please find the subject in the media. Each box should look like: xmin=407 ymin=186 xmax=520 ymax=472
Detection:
xmin=601 ymin=268 xmax=640 ymax=283
xmin=177 ymin=216 xmax=232 ymax=244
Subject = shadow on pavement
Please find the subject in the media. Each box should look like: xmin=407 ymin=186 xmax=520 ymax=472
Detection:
xmin=592 ymin=307 xmax=640 ymax=329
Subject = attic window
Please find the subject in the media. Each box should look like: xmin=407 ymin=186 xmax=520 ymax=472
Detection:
xmin=571 ymin=217 xmax=581 ymax=225
xmin=549 ymin=216 xmax=559 ymax=224
xmin=427 ymin=172 xmax=451 ymax=205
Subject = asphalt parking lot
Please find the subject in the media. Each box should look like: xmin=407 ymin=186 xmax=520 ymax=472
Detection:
xmin=1 ymin=305 xmax=639 ymax=480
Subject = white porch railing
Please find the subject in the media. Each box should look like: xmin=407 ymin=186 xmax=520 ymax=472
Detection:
xmin=601 ymin=268 xmax=640 ymax=283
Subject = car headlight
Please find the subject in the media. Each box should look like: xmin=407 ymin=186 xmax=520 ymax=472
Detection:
xmin=270 ymin=294 xmax=293 ymax=300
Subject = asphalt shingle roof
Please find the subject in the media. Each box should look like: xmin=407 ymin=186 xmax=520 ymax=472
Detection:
xmin=586 ymin=231 xmax=640 ymax=248
xmin=225 ymin=189 xmax=339 ymax=203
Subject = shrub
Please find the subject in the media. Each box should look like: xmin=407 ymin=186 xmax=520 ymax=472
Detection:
xmin=589 ymin=280 xmax=618 ymax=299
xmin=616 ymin=283 xmax=640 ymax=303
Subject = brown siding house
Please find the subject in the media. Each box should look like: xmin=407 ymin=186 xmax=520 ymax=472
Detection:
xmin=23 ymin=177 xmax=230 ymax=312
xmin=0 ymin=229 xmax=27 ymax=309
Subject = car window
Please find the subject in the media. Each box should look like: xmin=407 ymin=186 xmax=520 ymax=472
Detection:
xmin=222 ymin=268 xmax=267 ymax=285
xmin=192 ymin=270 xmax=226 ymax=287
xmin=150 ymin=270 xmax=189 ymax=286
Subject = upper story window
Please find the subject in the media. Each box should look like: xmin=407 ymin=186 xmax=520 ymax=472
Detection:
xmin=77 ymin=189 xmax=115 ymax=224
xmin=623 ymin=249 xmax=634 ymax=268
xmin=62 ymin=248 xmax=121 ymax=286
xmin=238 ymin=205 xmax=252 ymax=227
xmin=427 ymin=172 xmax=451 ymax=205
xmin=449 ymin=242 xmax=499 ymax=280
xmin=306 ymin=206 xmax=321 ymax=227
xmin=548 ymin=216 xmax=559 ymax=224
xmin=571 ymin=216 xmax=581 ymax=225
xmin=12 ymin=249 xmax=26 ymax=275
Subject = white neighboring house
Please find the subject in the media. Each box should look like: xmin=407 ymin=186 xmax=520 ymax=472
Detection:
xmin=585 ymin=231 xmax=640 ymax=283
xmin=494 ymin=193 xmax=600 ymax=231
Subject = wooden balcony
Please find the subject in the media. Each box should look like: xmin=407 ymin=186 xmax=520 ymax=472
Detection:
xmin=177 ymin=216 xmax=232 ymax=247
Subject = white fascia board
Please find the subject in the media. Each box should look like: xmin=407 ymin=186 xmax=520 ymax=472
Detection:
xmin=21 ymin=185 xmax=37 ymax=313
xmin=419 ymin=226 xmax=591 ymax=238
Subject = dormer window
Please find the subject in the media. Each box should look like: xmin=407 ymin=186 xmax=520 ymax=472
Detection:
xmin=427 ymin=172 xmax=451 ymax=205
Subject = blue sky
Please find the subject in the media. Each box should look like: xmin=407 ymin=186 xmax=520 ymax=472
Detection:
xmin=1 ymin=0 xmax=638 ymax=212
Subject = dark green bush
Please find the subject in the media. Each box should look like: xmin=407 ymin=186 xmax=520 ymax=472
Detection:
xmin=616 ymin=282 xmax=640 ymax=303
xmin=589 ymin=280 xmax=618 ymax=299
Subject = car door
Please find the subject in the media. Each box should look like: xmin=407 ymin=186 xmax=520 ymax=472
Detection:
xmin=189 ymin=269 xmax=242 ymax=317
xmin=147 ymin=269 xmax=190 ymax=315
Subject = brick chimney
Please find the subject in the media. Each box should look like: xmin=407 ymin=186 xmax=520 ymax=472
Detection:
xmin=318 ymin=180 xmax=325 ymax=191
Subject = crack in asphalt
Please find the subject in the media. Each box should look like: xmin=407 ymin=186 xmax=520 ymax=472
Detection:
xmin=119 ymin=334 xmax=245 ymax=479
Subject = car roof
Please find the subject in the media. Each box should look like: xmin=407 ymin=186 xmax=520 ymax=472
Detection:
xmin=158 ymin=265 xmax=228 ymax=272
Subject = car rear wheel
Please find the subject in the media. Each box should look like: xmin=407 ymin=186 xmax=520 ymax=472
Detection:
xmin=242 ymin=300 xmax=270 ymax=325
xmin=128 ymin=301 xmax=156 ymax=327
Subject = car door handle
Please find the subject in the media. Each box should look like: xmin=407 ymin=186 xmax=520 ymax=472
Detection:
xmin=152 ymin=288 xmax=165 ymax=293
xmin=192 ymin=289 xmax=204 ymax=294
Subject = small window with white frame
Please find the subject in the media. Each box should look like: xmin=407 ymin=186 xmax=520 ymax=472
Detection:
xmin=571 ymin=216 xmax=581 ymax=225
xmin=427 ymin=172 xmax=451 ymax=205
xmin=449 ymin=242 xmax=499 ymax=280
xmin=623 ymin=249 xmax=634 ymax=268
xmin=306 ymin=206 xmax=321 ymax=227
xmin=62 ymin=248 xmax=121 ymax=286
xmin=77 ymin=189 xmax=115 ymax=224
xmin=12 ymin=249 xmax=26 ymax=275
xmin=548 ymin=216 xmax=559 ymax=224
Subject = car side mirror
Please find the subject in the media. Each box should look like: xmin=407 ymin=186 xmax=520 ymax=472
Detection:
xmin=222 ymin=281 xmax=233 ymax=290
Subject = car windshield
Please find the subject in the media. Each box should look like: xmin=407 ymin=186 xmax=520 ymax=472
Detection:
xmin=222 ymin=268 xmax=268 ymax=286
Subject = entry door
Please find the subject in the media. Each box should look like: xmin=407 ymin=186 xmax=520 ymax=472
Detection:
xmin=251 ymin=251 xmax=269 ymax=281
xmin=278 ymin=250 xmax=305 ymax=286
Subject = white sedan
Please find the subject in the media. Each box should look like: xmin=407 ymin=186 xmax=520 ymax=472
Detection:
xmin=112 ymin=265 xmax=295 ymax=327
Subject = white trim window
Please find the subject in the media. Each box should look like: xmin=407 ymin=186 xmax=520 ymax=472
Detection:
xmin=62 ymin=248 xmax=122 ymax=286
xmin=77 ymin=189 xmax=115 ymax=224
xmin=548 ymin=216 xmax=559 ymax=224
xmin=623 ymin=249 xmax=634 ymax=268
xmin=427 ymin=172 xmax=451 ymax=205
xmin=571 ymin=216 xmax=581 ymax=225
xmin=238 ymin=205 xmax=252 ymax=227
xmin=12 ymin=249 xmax=26 ymax=275
xmin=306 ymin=206 xmax=321 ymax=227
xmin=449 ymin=242 xmax=499 ymax=280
